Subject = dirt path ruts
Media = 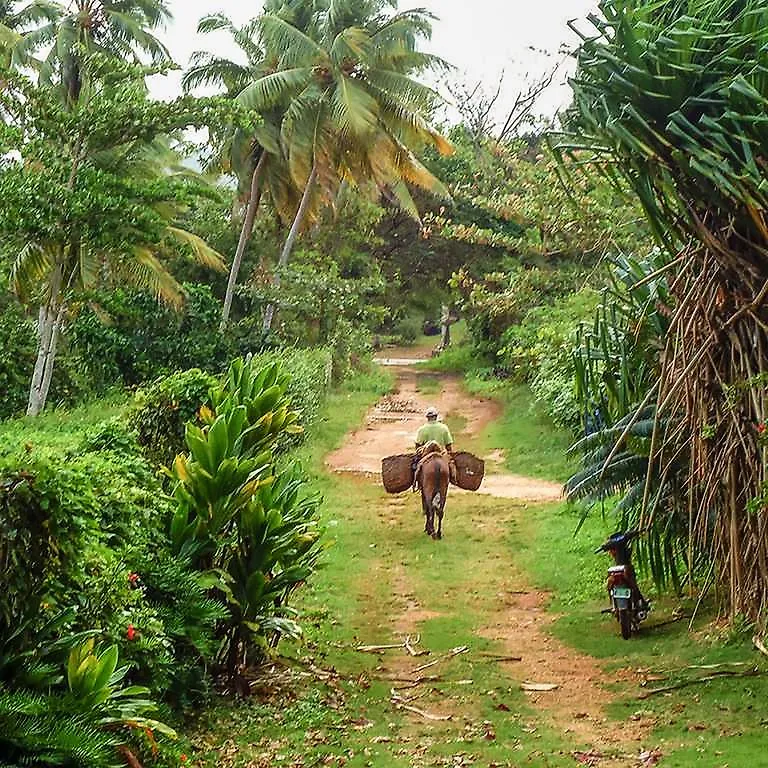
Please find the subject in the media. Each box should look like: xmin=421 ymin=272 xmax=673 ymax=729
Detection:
xmin=326 ymin=362 xmax=563 ymax=501
xmin=326 ymin=358 xmax=653 ymax=764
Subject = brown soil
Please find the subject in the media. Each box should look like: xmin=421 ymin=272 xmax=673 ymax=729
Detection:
xmin=326 ymin=361 xmax=563 ymax=502
xmin=327 ymin=359 xmax=654 ymax=764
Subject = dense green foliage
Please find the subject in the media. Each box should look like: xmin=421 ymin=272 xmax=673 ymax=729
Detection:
xmin=560 ymin=0 xmax=768 ymax=621
xmin=132 ymin=367 xmax=219 ymax=468
xmin=0 ymin=354 xmax=331 ymax=763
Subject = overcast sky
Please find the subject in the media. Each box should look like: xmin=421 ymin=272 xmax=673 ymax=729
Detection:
xmin=149 ymin=0 xmax=597 ymax=125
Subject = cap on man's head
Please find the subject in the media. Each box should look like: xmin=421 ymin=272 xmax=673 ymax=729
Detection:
xmin=425 ymin=406 xmax=439 ymax=419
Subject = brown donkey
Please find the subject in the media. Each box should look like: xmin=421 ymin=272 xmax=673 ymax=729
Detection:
xmin=416 ymin=449 xmax=450 ymax=539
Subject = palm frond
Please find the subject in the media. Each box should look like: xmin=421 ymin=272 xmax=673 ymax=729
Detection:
xmin=259 ymin=14 xmax=323 ymax=67
xmin=10 ymin=242 xmax=56 ymax=302
xmin=120 ymin=246 xmax=183 ymax=308
xmin=237 ymin=67 xmax=313 ymax=112
xmin=165 ymin=226 xmax=226 ymax=272
xmin=331 ymin=73 xmax=379 ymax=139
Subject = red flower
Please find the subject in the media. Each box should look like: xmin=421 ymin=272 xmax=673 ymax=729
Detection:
xmin=180 ymin=755 xmax=188 ymax=764
xmin=128 ymin=572 xmax=139 ymax=585
xmin=758 ymin=422 xmax=766 ymax=434
xmin=126 ymin=624 xmax=136 ymax=641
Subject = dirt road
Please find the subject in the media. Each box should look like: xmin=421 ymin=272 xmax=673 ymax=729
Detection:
xmin=324 ymin=359 xmax=653 ymax=766
xmin=326 ymin=361 xmax=563 ymax=501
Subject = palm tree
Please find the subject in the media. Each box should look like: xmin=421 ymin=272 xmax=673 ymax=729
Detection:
xmin=27 ymin=0 xmax=171 ymax=102
xmin=183 ymin=11 xmax=299 ymax=332
xmin=0 ymin=1 xmax=59 ymax=69
xmin=243 ymin=0 xmax=452 ymax=331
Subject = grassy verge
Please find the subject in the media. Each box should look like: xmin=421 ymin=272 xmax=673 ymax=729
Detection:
xmin=472 ymin=383 xmax=576 ymax=483
xmin=0 ymin=392 xmax=130 ymax=454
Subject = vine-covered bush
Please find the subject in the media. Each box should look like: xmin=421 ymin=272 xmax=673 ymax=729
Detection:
xmin=498 ymin=289 xmax=600 ymax=430
xmin=451 ymin=265 xmax=584 ymax=361
xmin=132 ymin=368 xmax=219 ymax=468
xmin=68 ymin=284 xmax=239 ymax=390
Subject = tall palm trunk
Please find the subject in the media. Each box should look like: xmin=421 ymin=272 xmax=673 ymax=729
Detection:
xmin=27 ymin=264 xmax=63 ymax=416
xmin=26 ymin=142 xmax=83 ymax=416
xmin=262 ymin=163 xmax=317 ymax=333
xmin=220 ymin=151 xmax=267 ymax=332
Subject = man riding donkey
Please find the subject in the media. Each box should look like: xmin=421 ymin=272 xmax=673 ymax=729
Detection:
xmin=411 ymin=406 xmax=457 ymax=538
xmin=412 ymin=407 xmax=457 ymax=488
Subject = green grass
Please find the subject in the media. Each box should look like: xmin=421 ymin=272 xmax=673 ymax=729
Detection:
xmin=473 ymin=383 xmax=576 ymax=483
xmin=192 ymin=486 xmax=579 ymax=767
xmin=0 ymin=392 xmax=130 ymax=454
xmin=414 ymin=372 xmax=442 ymax=395
xmin=416 ymin=341 xmax=479 ymax=374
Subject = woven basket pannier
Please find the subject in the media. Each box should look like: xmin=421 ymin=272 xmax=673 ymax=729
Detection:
xmin=453 ymin=452 xmax=484 ymax=491
xmin=381 ymin=454 xmax=414 ymax=493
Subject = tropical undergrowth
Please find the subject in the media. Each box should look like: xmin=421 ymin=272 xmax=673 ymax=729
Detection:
xmin=0 ymin=350 xmax=341 ymax=766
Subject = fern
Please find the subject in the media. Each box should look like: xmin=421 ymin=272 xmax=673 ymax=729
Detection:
xmin=0 ymin=690 xmax=119 ymax=768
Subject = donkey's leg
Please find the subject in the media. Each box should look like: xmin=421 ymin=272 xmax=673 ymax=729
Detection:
xmin=435 ymin=483 xmax=448 ymax=540
xmin=426 ymin=495 xmax=436 ymax=536
xmin=421 ymin=493 xmax=432 ymax=534
xmin=435 ymin=503 xmax=444 ymax=540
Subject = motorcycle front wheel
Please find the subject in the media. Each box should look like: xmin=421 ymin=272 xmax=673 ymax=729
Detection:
xmin=618 ymin=608 xmax=632 ymax=639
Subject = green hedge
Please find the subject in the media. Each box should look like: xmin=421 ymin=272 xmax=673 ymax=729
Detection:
xmin=130 ymin=348 xmax=333 ymax=468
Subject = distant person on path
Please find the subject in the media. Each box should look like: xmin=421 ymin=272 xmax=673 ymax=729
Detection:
xmin=413 ymin=406 xmax=456 ymax=488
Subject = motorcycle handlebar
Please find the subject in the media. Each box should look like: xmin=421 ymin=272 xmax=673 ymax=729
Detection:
xmin=595 ymin=529 xmax=644 ymax=554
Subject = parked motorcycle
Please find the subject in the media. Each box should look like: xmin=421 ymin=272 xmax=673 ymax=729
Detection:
xmin=595 ymin=530 xmax=650 ymax=639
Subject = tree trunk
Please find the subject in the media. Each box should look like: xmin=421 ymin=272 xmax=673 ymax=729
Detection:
xmin=262 ymin=163 xmax=318 ymax=333
xmin=27 ymin=266 xmax=63 ymax=416
xmin=220 ymin=151 xmax=267 ymax=332
xmin=440 ymin=304 xmax=451 ymax=350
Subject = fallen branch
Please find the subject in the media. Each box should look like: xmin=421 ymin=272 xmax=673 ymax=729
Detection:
xmin=404 ymin=635 xmax=428 ymax=657
xmin=390 ymin=690 xmax=452 ymax=721
xmin=356 ymin=634 xmax=429 ymax=657
xmin=637 ymin=668 xmax=762 ymax=699
xmin=478 ymin=653 xmax=522 ymax=663
xmin=521 ymin=681 xmax=559 ymax=692
xmin=753 ymin=635 xmax=768 ymax=659
xmin=356 ymin=643 xmax=408 ymax=653
xmin=389 ymin=675 xmax=443 ymax=689
xmin=411 ymin=645 xmax=468 ymax=674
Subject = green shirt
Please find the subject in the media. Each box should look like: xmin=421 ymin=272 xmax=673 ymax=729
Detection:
xmin=416 ymin=421 xmax=453 ymax=448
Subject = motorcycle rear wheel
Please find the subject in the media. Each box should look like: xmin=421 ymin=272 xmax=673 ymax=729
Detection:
xmin=618 ymin=608 xmax=632 ymax=639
